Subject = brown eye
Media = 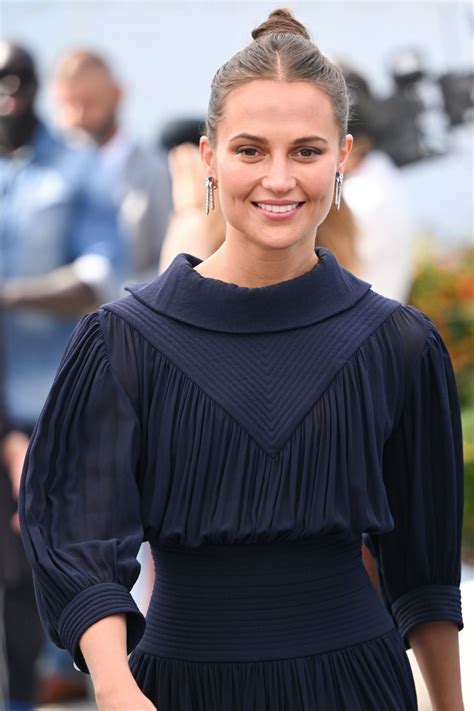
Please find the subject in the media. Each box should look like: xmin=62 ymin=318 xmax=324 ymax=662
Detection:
xmin=236 ymin=147 xmax=260 ymax=156
xmin=296 ymin=148 xmax=321 ymax=158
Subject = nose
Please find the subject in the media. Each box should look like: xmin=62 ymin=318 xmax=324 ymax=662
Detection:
xmin=261 ymin=156 xmax=297 ymax=194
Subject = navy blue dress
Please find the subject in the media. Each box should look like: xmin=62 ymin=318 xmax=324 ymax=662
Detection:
xmin=20 ymin=249 xmax=463 ymax=710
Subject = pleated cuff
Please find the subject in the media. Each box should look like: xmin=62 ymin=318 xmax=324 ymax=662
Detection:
xmin=391 ymin=584 xmax=463 ymax=647
xmin=57 ymin=582 xmax=146 ymax=673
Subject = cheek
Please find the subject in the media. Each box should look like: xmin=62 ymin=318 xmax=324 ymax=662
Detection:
xmin=217 ymin=186 xmax=244 ymax=226
xmin=216 ymin=169 xmax=256 ymax=228
xmin=308 ymin=164 xmax=337 ymax=200
xmin=217 ymin=163 xmax=253 ymax=202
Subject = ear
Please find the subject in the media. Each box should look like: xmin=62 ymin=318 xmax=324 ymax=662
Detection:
xmin=337 ymin=134 xmax=353 ymax=174
xmin=200 ymin=135 xmax=216 ymax=178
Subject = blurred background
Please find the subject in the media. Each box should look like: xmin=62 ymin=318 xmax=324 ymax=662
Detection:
xmin=1 ymin=1 xmax=473 ymax=709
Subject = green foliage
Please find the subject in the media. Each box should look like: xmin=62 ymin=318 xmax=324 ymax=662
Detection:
xmin=409 ymin=245 xmax=474 ymax=558
xmin=462 ymin=409 xmax=474 ymax=555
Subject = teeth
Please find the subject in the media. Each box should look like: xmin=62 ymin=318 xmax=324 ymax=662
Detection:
xmin=257 ymin=202 xmax=299 ymax=213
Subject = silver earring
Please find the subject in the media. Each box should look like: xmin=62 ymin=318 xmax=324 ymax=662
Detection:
xmin=335 ymin=171 xmax=344 ymax=211
xmin=205 ymin=176 xmax=216 ymax=214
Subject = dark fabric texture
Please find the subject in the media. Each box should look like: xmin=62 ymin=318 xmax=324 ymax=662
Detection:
xmin=19 ymin=249 xmax=463 ymax=710
xmin=0 ymin=462 xmax=29 ymax=586
xmin=1 ymin=434 xmax=44 ymax=707
xmin=5 ymin=570 xmax=44 ymax=704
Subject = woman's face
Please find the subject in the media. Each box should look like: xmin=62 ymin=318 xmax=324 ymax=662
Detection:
xmin=201 ymin=80 xmax=352 ymax=252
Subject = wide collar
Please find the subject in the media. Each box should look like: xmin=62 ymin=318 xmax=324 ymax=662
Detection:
xmin=127 ymin=248 xmax=372 ymax=334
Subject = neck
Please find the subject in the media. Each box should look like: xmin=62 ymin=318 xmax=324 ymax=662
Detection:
xmin=194 ymin=231 xmax=319 ymax=288
xmin=0 ymin=110 xmax=38 ymax=153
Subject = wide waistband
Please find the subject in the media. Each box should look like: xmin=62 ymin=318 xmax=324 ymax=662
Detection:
xmin=140 ymin=536 xmax=394 ymax=662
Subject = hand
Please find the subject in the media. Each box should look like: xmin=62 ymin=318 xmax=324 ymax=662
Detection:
xmin=168 ymin=142 xmax=206 ymax=212
xmin=96 ymin=679 xmax=157 ymax=710
xmin=2 ymin=430 xmax=30 ymax=499
xmin=2 ymin=430 xmax=29 ymax=531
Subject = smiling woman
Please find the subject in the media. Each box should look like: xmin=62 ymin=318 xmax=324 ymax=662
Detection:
xmin=20 ymin=8 xmax=464 ymax=711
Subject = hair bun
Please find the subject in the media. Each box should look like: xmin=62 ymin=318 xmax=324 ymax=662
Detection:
xmin=251 ymin=8 xmax=311 ymax=41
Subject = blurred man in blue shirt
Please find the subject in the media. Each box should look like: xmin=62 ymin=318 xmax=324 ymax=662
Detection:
xmin=51 ymin=49 xmax=172 ymax=281
xmin=0 ymin=41 xmax=123 ymax=711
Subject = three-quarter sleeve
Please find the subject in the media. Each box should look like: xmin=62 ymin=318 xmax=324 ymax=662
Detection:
xmin=368 ymin=317 xmax=464 ymax=646
xmin=19 ymin=312 xmax=145 ymax=672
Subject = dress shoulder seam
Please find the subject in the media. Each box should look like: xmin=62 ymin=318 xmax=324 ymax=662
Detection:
xmin=96 ymin=309 xmax=142 ymax=428
xmin=389 ymin=306 xmax=442 ymax=436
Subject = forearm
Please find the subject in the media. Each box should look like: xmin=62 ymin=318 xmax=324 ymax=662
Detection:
xmin=79 ymin=615 xmax=156 ymax=710
xmin=80 ymin=614 xmax=131 ymax=692
xmin=408 ymin=620 xmax=463 ymax=711
xmin=0 ymin=265 xmax=98 ymax=316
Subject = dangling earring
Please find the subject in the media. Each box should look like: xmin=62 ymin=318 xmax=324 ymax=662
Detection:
xmin=334 ymin=171 xmax=344 ymax=211
xmin=205 ymin=176 xmax=217 ymax=215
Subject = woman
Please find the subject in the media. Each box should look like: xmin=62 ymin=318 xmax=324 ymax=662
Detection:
xmin=20 ymin=9 xmax=464 ymax=711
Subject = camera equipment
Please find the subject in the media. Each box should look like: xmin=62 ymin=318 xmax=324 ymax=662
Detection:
xmin=346 ymin=49 xmax=473 ymax=167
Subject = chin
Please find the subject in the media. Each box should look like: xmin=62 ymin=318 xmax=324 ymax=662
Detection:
xmin=226 ymin=213 xmax=319 ymax=252
xmin=250 ymin=226 xmax=317 ymax=252
xmin=261 ymin=237 xmax=305 ymax=252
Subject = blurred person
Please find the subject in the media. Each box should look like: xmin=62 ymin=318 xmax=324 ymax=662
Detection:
xmin=342 ymin=65 xmax=418 ymax=303
xmin=20 ymin=9 xmax=464 ymax=711
xmin=0 ymin=41 xmax=122 ymax=710
xmin=52 ymin=50 xmax=172 ymax=279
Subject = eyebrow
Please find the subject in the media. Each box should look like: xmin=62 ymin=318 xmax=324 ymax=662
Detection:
xmin=228 ymin=133 xmax=328 ymax=145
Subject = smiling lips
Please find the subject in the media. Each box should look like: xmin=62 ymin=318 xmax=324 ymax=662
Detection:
xmin=253 ymin=201 xmax=304 ymax=217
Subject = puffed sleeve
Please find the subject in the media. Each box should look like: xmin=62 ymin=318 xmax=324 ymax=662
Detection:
xmin=19 ymin=312 xmax=145 ymax=672
xmin=368 ymin=315 xmax=464 ymax=646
